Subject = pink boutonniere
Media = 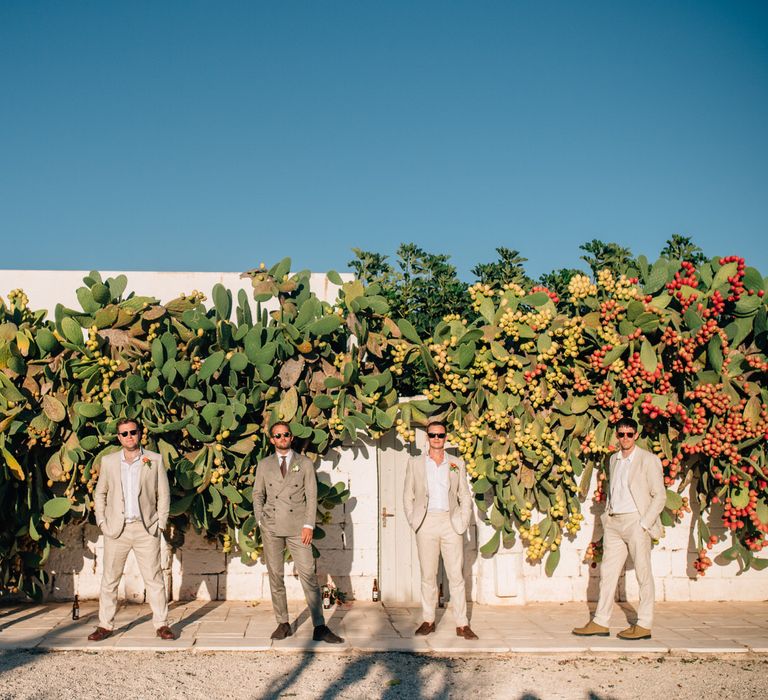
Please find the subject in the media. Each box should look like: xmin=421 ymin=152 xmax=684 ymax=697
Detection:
xmin=142 ymin=456 xmax=152 ymax=468
xmin=449 ymin=463 xmax=459 ymax=473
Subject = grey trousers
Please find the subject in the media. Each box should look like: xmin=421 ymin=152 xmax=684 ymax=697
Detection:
xmin=261 ymin=527 xmax=324 ymax=627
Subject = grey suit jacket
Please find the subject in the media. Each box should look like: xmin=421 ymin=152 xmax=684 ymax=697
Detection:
xmin=606 ymin=445 xmax=666 ymax=539
xmin=403 ymin=454 xmax=473 ymax=535
xmin=94 ymin=449 xmax=170 ymax=538
xmin=252 ymin=452 xmax=317 ymax=537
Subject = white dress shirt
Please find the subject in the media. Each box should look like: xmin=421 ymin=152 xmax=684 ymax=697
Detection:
xmin=425 ymin=454 xmax=450 ymax=512
xmin=120 ymin=450 xmax=144 ymax=522
xmin=610 ymin=448 xmax=639 ymax=515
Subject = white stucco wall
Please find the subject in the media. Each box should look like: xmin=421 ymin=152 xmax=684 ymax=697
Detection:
xmin=0 ymin=269 xmax=346 ymax=311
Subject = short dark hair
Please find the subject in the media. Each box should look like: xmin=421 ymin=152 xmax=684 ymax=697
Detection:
xmin=426 ymin=420 xmax=447 ymax=433
xmin=269 ymin=421 xmax=292 ymax=437
xmin=615 ymin=417 xmax=638 ymax=433
xmin=116 ymin=417 xmax=141 ymax=433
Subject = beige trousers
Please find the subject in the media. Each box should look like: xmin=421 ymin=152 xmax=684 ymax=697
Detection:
xmin=593 ymin=512 xmax=655 ymax=629
xmin=415 ymin=512 xmax=468 ymax=627
xmin=261 ymin=528 xmax=324 ymax=627
xmin=99 ymin=521 xmax=168 ymax=630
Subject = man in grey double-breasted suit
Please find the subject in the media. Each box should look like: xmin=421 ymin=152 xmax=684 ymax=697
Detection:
xmin=253 ymin=421 xmax=343 ymax=643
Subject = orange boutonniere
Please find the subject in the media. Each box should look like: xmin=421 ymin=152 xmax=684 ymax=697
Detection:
xmin=449 ymin=463 xmax=459 ymax=473
xmin=142 ymin=456 xmax=152 ymax=468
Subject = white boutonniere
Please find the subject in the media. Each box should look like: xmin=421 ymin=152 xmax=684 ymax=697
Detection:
xmin=142 ymin=456 xmax=152 ymax=468
xmin=291 ymin=463 xmax=300 ymax=472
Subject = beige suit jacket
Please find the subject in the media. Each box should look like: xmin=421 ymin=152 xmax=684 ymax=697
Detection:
xmin=403 ymin=454 xmax=473 ymax=535
xmin=94 ymin=448 xmax=170 ymax=538
xmin=252 ymin=452 xmax=317 ymax=537
xmin=607 ymin=445 xmax=666 ymax=539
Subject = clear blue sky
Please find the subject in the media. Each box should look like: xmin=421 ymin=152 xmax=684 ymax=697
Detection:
xmin=1 ymin=1 xmax=766 ymax=281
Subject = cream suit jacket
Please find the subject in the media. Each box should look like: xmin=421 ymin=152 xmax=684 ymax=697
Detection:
xmin=252 ymin=453 xmax=317 ymax=537
xmin=94 ymin=449 xmax=170 ymax=539
xmin=403 ymin=455 xmax=473 ymax=535
xmin=607 ymin=445 xmax=666 ymax=539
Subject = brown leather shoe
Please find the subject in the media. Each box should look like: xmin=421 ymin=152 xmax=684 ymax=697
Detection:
xmin=271 ymin=622 xmax=293 ymax=640
xmin=87 ymin=626 xmax=113 ymax=642
xmin=414 ymin=621 xmax=436 ymax=636
xmin=313 ymin=624 xmax=344 ymax=643
xmin=456 ymin=625 xmax=479 ymax=640
xmin=156 ymin=625 xmax=176 ymax=640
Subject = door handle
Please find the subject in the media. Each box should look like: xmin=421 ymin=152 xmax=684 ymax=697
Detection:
xmin=381 ymin=506 xmax=395 ymax=527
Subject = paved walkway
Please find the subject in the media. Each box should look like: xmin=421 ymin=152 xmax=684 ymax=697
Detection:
xmin=1 ymin=600 xmax=767 ymax=654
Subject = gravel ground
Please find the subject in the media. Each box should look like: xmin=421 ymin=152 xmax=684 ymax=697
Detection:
xmin=0 ymin=651 xmax=765 ymax=699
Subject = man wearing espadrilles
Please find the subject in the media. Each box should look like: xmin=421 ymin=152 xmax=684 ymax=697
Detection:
xmin=573 ymin=417 xmax=665 ymax=641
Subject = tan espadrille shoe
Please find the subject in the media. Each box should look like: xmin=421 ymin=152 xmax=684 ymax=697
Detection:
xmin=617 ymin=625 xmax=651 ymax=640
xmin=571 ymin=620 xmax=610 ymax=636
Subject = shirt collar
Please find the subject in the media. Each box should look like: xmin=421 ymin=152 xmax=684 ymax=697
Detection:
xmin=275 ymin=449 xmax=294 ymax=463
xmin=426 ymin=453 xmax=448 ymax=467
xmin=121 ymin=447 xmax=144 ymax=466
xmin=617 ymin=447 xmax=636 ymax=462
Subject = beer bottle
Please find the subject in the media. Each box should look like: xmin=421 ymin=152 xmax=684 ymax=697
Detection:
xmin=72 ymin=595 xmax=80 ymax=620
xmin=438 ymin=583 xmax=445 ymax=608
xmin=322 ymin=585 xmax=332 ymax=609
xmin=372 ymin=578 xmax=380 ymax=602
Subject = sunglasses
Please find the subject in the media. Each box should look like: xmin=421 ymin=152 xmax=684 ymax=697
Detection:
xmin=118 ymin=429 xmax=139 ymax=437
xmin=271 ymin=432 xmax=292 ymax=439
xmin=617 ymin=431 xmax=635 ymax=438
xmin=427 ymin=432 xmax=446 ymax=439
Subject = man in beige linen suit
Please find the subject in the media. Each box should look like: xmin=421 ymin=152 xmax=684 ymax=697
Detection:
xmin=403 ymin=420 xmax=478 ymax=640
xmin=88 ymin=418 xmax=175 ymax=641
xmin=573 ymin=417 xmax=666 ymax=640
xmin=253 ymin=422 xmax=343 ymax=643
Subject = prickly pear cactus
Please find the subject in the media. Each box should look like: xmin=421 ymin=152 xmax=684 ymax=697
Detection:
xmin=0 ymin=260 xmax=399 ymax=599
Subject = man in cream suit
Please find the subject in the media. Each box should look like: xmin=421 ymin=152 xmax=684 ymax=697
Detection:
xmin=573 ymin=417 xmax=666 ymax=640
xmin=253 ymin=422 xmax=343 ymax=643
xmin=403 ymin=421 xmax=478 ymax=640
xmin=88 ymin=418 xmax=175 ymax=641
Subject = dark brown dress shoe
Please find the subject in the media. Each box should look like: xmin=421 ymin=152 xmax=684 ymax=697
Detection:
xmin=414 ymin=621 xmax=436 ymax=635
xmin=456 ymin=625 xmax=479 ymax=640
xmin=156 ymin=625 xmax=176 ymax=640
xmin=313 ymin=624 xmax=344 ymax=643
xmin=87 ymin=627 xmax=113 ymax=642
xmin=271 ymin=622 xmax=293 ymax=640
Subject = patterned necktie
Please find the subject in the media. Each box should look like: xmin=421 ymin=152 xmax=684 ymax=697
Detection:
xmin=280 ymin=456 xmax=287 ymax=478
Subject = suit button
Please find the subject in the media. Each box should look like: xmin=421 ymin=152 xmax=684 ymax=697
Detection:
xmin=289 ymin=509 xmax=293 ymax=512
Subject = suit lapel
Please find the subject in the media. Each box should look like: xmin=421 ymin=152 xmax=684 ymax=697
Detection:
xmin=606 ymin=453 xmax=617 ymax=509
xmin=110 ymin=452 xmax=126 ymax=509
xmin=138 ymin=454 xmax=150 ymax=498
xmin=448 ymin=464 xmax=458 ymax=495
xmin=628 ymin=449 xmax=644 ymax=498
xmin=275 ymin=454 xmax=294 ymax=494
